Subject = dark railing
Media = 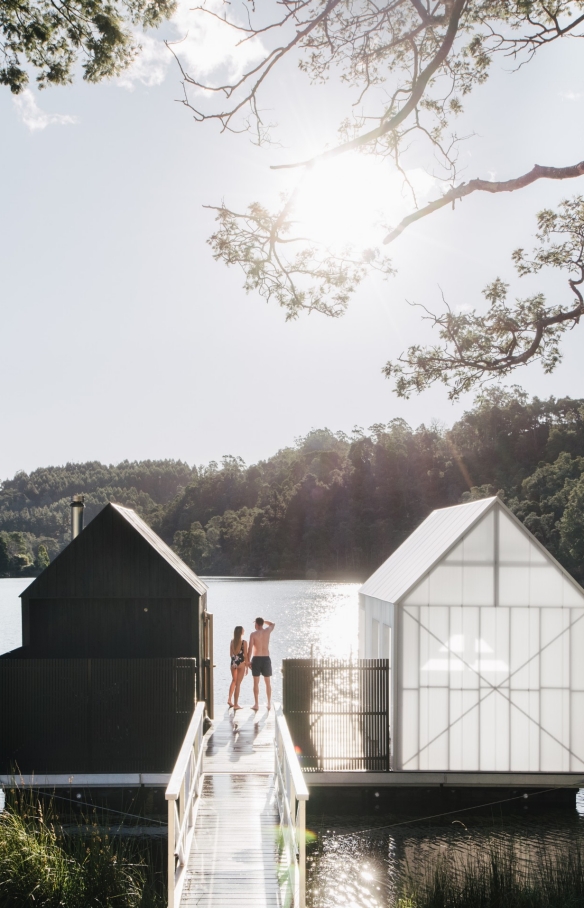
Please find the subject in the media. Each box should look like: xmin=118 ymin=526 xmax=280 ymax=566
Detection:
xmin=282 ymin=658 xmax=391 ymax=772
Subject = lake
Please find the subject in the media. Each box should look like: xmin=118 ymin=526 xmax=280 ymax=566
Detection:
xmin=1 ymin=577 xmax=583 ymax=907
xmin=0 ymin=576 xmax=360 ymax=708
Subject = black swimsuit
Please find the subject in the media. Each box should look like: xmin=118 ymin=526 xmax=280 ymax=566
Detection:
xmin=231 ymin=644 xmax=245 ymax=668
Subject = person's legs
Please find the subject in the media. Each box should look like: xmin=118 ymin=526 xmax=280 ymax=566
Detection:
xmin=264 ymin=677 xmax=272 ymax=710
xmin=252 ymin=676 xmax=260 ymax=710
xmin=228 ymin=666 xmax=236 ymax=707
xmin=234 ymin=664 xmax=245 ymax=708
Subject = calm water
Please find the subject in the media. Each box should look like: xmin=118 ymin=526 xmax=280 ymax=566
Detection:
xmin=1 ymin=578 xmax=583 ymax=907
xmin=0 ymin=577 xmax=360 ymax=707
xmin=204 ymin=578 xmax=359 ymax=709
xmin=0 ymin=577 xmax=28 ymax=654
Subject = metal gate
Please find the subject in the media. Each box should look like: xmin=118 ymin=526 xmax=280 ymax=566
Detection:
xmin=282 ymin=658 xmax=391 ymax=772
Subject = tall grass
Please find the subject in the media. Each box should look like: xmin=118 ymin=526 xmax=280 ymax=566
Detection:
xmin=399 ymin=839 xmax=584 ymax=908
xmin=0 ymin=793 xmax=165 ymax=908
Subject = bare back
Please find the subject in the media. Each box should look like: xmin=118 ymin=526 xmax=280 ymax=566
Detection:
xmin=249 ymin=624 xmax=274 ymax=658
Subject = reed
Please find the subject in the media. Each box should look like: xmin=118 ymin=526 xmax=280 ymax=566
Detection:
xmin=0 ymin=792 xmax=165 ymax=908
xmin=399 ymin=838 xmax=584 ymax=908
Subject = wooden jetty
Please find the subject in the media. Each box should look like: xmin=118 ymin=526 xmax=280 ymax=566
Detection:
xmin=166 ymin=702 xmax=308 ymax=908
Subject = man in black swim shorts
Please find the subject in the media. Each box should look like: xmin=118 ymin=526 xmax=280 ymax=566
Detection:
xmin=247 ymin=617 xmax=275 ymax=711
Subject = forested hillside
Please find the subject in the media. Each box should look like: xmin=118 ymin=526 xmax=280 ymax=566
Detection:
xmin=2 ymin=388 xmax=584 ymax=583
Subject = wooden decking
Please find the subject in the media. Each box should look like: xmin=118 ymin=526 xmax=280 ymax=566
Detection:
xmin=179 ymin=706 xmax=281 ymax=908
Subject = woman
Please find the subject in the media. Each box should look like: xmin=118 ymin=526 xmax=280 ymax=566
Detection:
xmin=228 ymin=625 xmax=248 ymax=710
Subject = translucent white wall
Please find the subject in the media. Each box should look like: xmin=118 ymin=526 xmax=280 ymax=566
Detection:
xmin=360 ymin=594 xmax=393 ymax=659
xmin=397 ymin=506 xmax=584 ymax=772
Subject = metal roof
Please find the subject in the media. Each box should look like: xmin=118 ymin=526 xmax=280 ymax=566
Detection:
xmin=111 ymin=504 xmax=208 ymax=596
xmin=359 ymin=497 xmax=496 ymax=604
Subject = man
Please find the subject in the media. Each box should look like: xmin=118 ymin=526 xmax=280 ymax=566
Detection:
xmin=247 ymin=617 xmax=275 ymax=711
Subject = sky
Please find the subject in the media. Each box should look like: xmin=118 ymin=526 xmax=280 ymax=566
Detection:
xmin=1 ymin=4 xmax=584 ymax=479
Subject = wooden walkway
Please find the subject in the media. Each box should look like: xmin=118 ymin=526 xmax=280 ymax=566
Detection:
xmin=178 ymin=706 xmax=281 ymax=908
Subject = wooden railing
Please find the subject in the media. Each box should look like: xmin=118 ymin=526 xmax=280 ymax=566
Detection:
xmin=275 ymin=709 xmax=309 ymax=908
xmin=165 ymin=701 xmax=206 ymax=908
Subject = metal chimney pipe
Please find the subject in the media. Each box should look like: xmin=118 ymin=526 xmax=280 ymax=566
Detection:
xmin=70 ymin=495 xmax=85 ymax=540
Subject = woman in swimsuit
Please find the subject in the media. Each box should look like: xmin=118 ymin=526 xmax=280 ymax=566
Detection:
xmin=228 ymin=625 xmax=248 ymax=710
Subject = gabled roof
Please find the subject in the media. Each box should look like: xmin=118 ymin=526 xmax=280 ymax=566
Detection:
xmin=110 ymin=504 xmax=208 ymax=596
xmin=22 ymin=502 xmax=207 ymax=599
xmin=359 ymin=497 xmax=496 ymax=604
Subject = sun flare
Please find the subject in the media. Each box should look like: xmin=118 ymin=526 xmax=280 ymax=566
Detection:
xmin=291 ymin=155 xmax=436 ymax=250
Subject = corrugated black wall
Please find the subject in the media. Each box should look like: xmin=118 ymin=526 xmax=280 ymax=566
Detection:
xmin=0 ymin=657 xmax=196 ymax=773
xmin=27 ymin=598 xmax=197 ymax=658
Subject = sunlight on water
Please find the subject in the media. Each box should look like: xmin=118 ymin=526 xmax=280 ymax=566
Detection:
xmin=306 ymin=810 xmax=584 ymax=908
xmin=205 ymin=579 xmax=360 ymax=709
xmin=0 ymin=578 xmax=28 ymax=654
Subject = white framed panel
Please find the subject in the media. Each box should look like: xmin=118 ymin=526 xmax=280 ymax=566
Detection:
xmin=498 ymin=511 xmax=531 ymax=562
xmin=371 ymin=619 xmax=380 ymax=658
xmin=428 ymin=564 xmax=463 ymax=606
xmin=509 ymin=608 xmax=539 ymax=690
xmin=419 ymin=687 xmax=449 ymax=769
xmin=499 ymin=565 xmax=530 ymax=607
xmin=540 ymin=608 xmax=570 ymax=688
xmin=463 ymin=510 xmax=495 ymax=561
xmin=530 ymin=566 xmax=563 ymax=607
xmin=462 ymin=565 xmax=495 ymax=606
xmin=540 ymin=689 xmax=570 ymax=771
xmin=402 ymin=607 xmax=419 ymax=688
xmin=449 ymin=689 xmax=479 ymax=770
xmin=420 ymin=606 xmax=450 ymax=687
xmin=563 ymin=577 xmax=584 ymax=607
xmin=571 ymin=610 xmax=584 ymax=690
xmin=510 ymin=690 xmax=540 ymax=771
xmin=401 ymin=689 xmax=419 ymax=769
xmin=403 ymin=576 xmax=429 ymax=607
xmin=570 ymin=691 xmax=584 ymax=770
xmin=382 ymin=624 xmax=391 ymax=661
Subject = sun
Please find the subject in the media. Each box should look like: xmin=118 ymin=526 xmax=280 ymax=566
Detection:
xmin=290 ymin=154 xmax=436 ymax=250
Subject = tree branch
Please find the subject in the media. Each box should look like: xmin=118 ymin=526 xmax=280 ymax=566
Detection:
xmin=383 ymin=160 xmax=584 ymax=244
xmin=270 ymin=0 xmax=467 ymax=170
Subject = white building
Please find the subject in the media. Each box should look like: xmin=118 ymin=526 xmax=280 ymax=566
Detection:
xmin=359 ymin=497 xmax=584 ymax=773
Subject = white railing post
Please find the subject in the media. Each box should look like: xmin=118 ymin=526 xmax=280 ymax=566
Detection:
xmin=274 ymin=710 xmax=309 ymax=908
xmin=167 ymin=794 xmax=175 ymax=908
xmin=297 ymin=799 xmax=306 ymax=906
xmin=165 ymin=701 xmax=206 ymax=908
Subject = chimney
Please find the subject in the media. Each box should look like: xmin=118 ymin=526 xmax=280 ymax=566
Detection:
xmin=70 ymin=495 xmax=85 ymax=540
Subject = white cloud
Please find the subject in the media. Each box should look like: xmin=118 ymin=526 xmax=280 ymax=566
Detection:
xmin=117 ymin=33 xmax=171 ymax=90
xmin=13 ymin=89 xmax=78 ymax=132
xmin=117 ymin=0 xmax=266 ymax=91
xmin=560 ymin=91 xmax=582 ymax=101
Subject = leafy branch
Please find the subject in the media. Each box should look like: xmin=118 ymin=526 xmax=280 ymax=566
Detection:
xmin=207 ymin=202 xmax=395 ymax=319
xmin=384 ymin=196 xmax=584 ymax=398
xmin=0 ymin=0 xmax=175 ymax=91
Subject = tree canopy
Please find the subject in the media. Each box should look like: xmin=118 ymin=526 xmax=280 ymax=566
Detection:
xmin=174 ymin=1 xmax=584 ymax=397
xmin=0 ymin=0 xmax=174 ymax=92
xmin=3 ymin=393 xmax=584 ymax=584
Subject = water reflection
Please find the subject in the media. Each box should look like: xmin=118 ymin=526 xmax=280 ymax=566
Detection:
xmin=307 ymin=802 xmax=584 ymax=907
xmin=205 ymin=579 xmax=359 ymax=709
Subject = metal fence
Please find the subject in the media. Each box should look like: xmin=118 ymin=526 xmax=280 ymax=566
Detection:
xmin=282 ymin=658 xmax=391 ymax=772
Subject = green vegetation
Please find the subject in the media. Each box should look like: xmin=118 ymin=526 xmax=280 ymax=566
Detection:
xmin=399 ymin=839 xmax=584 ymax=908
xmin=0 ymin=795 xmax=164 ymax=907
xmin=0 ymin=0 xmax=174 ymax=94
xmin=3 ymin=390 xmax=584 ymax=581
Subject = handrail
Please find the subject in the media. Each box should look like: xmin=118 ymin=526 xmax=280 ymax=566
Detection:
xmin=165 ymin=701 xmax=206 ymax=908
xmin=274 ymin=709 xmax=309 ymax=908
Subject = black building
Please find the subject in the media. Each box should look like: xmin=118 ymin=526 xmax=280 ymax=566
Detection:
xmin=0 ymin=502 xmax=212 ymax=775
